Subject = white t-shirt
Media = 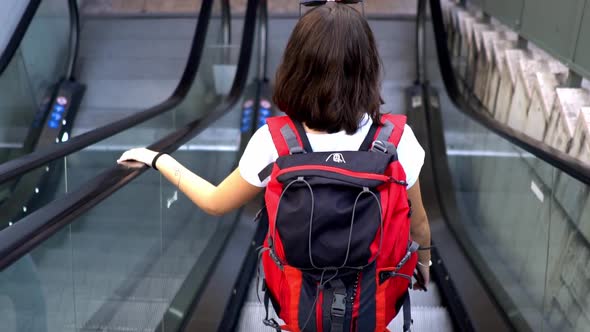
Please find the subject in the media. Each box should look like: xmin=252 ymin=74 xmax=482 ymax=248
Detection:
xmin=239 ymin=115 xmax=425 ymax=189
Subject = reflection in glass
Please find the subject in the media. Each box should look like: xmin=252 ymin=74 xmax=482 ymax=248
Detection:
xmin=0 ymin=228 xmax=74 ymax=332
xmin=440 ymin=98 xmax=590 ymax=331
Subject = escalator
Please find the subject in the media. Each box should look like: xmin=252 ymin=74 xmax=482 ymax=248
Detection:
xmin=0 ymin=0 xmax=235 ymax=227
xmin=1 ymin=0 xmax=589 ymax=332
xmin=0 ymin=0 xmax=257 ymax=330
xmin=0 ymin=0 xmax=212 ymax=162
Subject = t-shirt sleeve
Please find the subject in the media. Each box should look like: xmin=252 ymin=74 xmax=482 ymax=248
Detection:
xmin=396 ymin=124 xmax=425 ymax=189
xmin=238 ymin=124 xmax=279 ymax=187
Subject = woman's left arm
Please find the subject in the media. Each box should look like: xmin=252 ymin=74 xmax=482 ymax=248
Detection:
xmin=118 ymin=148 xmax=263 ymax=216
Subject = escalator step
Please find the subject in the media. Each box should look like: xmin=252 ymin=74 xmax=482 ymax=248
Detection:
xmin=387 ymin=306 xmax=453 ymax=332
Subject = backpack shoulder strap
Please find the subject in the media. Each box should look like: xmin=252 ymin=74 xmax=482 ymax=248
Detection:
xmin=266 ymin=116 xmax=312 ymax=156
xmin=258 ymin=116 xmax=312 ymax=183
xmin=367 ymin=114 xmax=406 ymax=155
xmin=374 ymin=114 xmax=406 ymax=146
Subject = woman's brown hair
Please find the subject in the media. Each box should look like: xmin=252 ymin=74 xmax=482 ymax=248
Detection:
xmin=273 ymin=3 xmax=382 ymax=134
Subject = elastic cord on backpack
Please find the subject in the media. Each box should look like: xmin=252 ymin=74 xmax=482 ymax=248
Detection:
xmin=273 ymin=179 xmax=385 ymax=271
xmin=348 ymin=188 xmax=384 ymax=269
xmin=269 ymin=177 xmax=309 ymax=268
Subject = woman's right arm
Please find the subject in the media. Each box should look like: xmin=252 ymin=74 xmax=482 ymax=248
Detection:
xmin=407 ymin=180 xmax=432 ymax=289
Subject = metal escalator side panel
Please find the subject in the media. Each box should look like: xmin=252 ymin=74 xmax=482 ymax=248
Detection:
xmin=0 ymin=81 xmax=85 ymax=229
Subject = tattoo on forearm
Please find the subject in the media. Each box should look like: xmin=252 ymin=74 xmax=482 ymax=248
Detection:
xmin=174 ymin=168 xmax=182 ymax=188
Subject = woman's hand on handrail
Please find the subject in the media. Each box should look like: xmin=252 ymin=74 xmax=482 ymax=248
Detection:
xmin=117 ymin=148 xmax=158 ymax=168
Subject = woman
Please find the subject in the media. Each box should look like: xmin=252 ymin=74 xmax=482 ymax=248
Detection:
xmin=118 ymin=2 xmax=431 ymax=328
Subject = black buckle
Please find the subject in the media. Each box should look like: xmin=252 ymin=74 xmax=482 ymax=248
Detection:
xmin=289 ymin=146 xmax=306 ymax=154
xmin=371 ymin=140 xmax=397 ymax=156
xmin=370 ymin=140 xmax=388 ymax=153
xmin=331 ymin=292 xmax=346 ymax=317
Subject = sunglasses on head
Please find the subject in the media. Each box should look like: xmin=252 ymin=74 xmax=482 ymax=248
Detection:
xmin=299 ymin=0 xmax=365 ymax=16
xmin=300 ymin=0 xmax=363 ymax=6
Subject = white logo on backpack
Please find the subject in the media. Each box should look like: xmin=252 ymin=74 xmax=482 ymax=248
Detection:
xmin=326 ymin=153 xmax=346 ymax=163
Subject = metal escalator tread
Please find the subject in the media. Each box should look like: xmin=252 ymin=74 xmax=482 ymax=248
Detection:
xmin=388 ymin=306 xmax=453 ymax=332
xmin=79 ymin=299 xmax=169 ymax=332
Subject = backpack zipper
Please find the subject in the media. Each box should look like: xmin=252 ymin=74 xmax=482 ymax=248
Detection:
xmin=347 ymin=272 xmax=361 ymax=331
xmin=276 ymin=165 xmax=405 ymax=184
xmin=351 ymin=272 xmax=360 ymax=302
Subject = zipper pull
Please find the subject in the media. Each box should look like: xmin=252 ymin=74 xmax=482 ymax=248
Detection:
xmin=389 ymin=177 xmax=408 ymax=186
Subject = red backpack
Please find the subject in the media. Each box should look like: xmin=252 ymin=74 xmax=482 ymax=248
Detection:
xmin=257 ymin=114 xmax=418 ymax=332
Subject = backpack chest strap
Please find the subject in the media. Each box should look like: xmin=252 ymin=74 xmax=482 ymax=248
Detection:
xmin=321 ymin=279 xmax=347 ymax=332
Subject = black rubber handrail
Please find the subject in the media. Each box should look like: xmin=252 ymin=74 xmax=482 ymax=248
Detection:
xmin=0 ymin=0 xmax=259 ymax=271
xmin=66 ymin=0 xmax=80 ymax=80
xmin=0 ymin=0 xmax=42 ymax=75
xmin=0 ymin=0 xmax=214 ymax=186
xmin=0 ymin=0 xmax=80 ymax=80
xmin=429 ymin=0 xmax=590 ymax=186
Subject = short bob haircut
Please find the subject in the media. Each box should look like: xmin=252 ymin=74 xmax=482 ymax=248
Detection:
xmin=273 ymin=3 xmax=382 ymax=135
